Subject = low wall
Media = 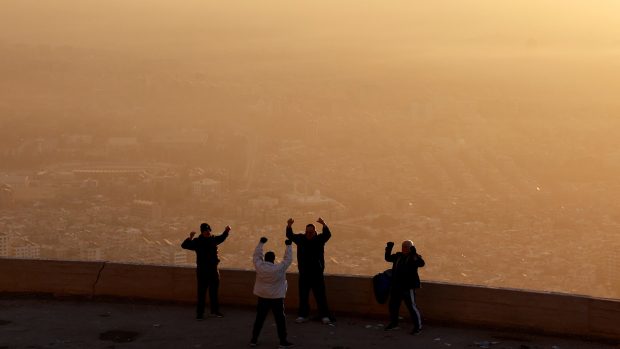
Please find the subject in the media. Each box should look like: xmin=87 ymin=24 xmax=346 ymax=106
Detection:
xmin=1 ymin=258 xmax=619 ymax=340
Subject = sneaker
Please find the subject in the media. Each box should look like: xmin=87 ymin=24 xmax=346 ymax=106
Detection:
xmin=384 ymin=323 xmax=400 ymax=331
xmin=249 ymin=341 xmax=257 ymax=347
xmin=321 ymin=317 xmax=332 ymax=325
xmin=210 ymin=312 xmax=224 ymax=318
xmin=278 ymin=340 xmax=294 ymax=348
xmin=196 ymin=314 xmax=204 ymax=321
xmin=410 ymin=328 xmax=422 ymax=335
xmin=295 ymin=317 xmax=308 ymax=323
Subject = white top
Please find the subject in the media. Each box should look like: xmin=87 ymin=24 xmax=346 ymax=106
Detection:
xmin=252 ymin=242 xmax=293 ymax=299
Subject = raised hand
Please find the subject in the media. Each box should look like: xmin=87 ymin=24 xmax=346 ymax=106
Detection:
xmin=224 ymin=225 xmax=232 ymax=232
xmin=189 ymin=231 xmax=196 ymax=239
xmin=386 ymin=241 xmax=394 ymax=248
xmin=285 ymin=239 xmax=292 ymax=246
xmin=317 ymin=217 xmax=326 ymax=226
xmin=287 ymin=218 xmax=294 ymax=226
xmin=260 ymin=237 xmax=268 ymax=243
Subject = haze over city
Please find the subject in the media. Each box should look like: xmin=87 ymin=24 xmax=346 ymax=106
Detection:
xmin=1 ymin=1 xmax=620 ymax=299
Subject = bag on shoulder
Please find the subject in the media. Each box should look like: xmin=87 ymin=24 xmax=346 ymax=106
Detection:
xmin=372 ymin=269 xmax=392 ymax=304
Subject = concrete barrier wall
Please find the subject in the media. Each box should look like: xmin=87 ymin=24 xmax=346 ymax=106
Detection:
xmin=0 ymin=258 xmax=104 ymax=296
xmin=1 ymin=258 xmax=619 ymax=340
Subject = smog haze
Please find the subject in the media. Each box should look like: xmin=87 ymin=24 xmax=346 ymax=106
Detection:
xmin=1 ymin=0 xmax=620 ymax=298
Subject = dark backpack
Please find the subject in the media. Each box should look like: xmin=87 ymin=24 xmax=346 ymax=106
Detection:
xmin=372 ymin=269 xmax=392 ymax=304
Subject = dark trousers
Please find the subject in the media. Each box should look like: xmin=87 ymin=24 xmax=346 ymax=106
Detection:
xmin=388 ymin=287 xmax=422 ymax=330
xmin=196 ymin=267 xmax=219 ymax=316
xmin=298 ymin=271 xmax=330 ymax=318
xmin=251 ymin=297 xmax=287 ymax=343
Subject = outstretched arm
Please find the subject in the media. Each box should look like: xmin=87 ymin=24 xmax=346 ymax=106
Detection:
xmin=317 ymin=217 xmax=331 ymax=243
xmin=214 ymin=225 xmax=231 ymax=245
xmin=385 ymin=242 xmax=397 ymax=262
xmin=181 ymin=231 xmax=197 ymax=250
xmin=253 ymin=237 xmax=268 ymax=269
xmin=279 ymin=240 xmax=294 ymax=271
xmin=285 ymin=218 xmax=299 ymax=243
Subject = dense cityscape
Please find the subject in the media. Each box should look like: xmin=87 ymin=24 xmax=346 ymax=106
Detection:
xmin=1 ymin=108 xmax=619 ymax=300
xmin=2 ymin=2 xmax=620 ymax=301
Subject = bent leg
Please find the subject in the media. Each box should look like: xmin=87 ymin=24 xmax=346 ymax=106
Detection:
xmin=403 ymin=288 xmax=422 ymax=330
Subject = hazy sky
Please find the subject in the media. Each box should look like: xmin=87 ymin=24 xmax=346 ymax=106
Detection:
xmin=2 ymin=1 xmax=620 ymax=52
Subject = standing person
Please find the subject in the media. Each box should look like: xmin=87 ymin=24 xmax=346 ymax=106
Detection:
xmin=250 ymin=237 xmax=294 ymax=348
xmin=384 ymin=240 xmax=425 ymax=334
xmin=286 ymin=217 xmax=333 ymax=324
xmin=181 ymin=223 xmax=231 ymax=320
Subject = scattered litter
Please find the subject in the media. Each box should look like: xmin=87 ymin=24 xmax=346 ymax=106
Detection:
xmin=152 ymin=323 xmax=161 ymax=328
xmin=444 ymin=343 xmax=452 ymax=347
xmin=434 ymin=338 xmax=442 ymax=341
xmin=365 ymin=325 xmax=373 ymax=329
xmin=474 ymin=340 xmax=501 ymax=348
xmin=551 ymin=346 xmax=560 ymax=349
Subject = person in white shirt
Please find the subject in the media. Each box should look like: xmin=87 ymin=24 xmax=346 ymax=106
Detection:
xmin=250 ymin=236 xmax=294 ymax=348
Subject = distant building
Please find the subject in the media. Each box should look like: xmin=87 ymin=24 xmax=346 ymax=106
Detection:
xmin=191 ymin=178 xmax=221 ymax=198
xmin=248 ymin=196 xmax=279 ymax=210
xmin=285 ymin=190 xmax=346 ymax=213
xmin=0 ymin=174 xmax=30 ymax=191
xmin=106 ymin=137 xmax=139 ymax=148
xmin=0 ymin=184 xmax=14 ymax=208
xmin=132 ymin=200 xmax=162 ymax=220
xmin=160 ymin=239 xmax=188 ymax=265
xmin=0 ymin=233 xmax=8 ymax=257
xmin=80 ymin=243 xmax=104 ymax=261
xmin=73 ymin=168 xmax=146 ymax=182
xmin=11 ymin=239 xmax=40 ymax=259
xmin=64 ymin=134 xmax=94 ymax=145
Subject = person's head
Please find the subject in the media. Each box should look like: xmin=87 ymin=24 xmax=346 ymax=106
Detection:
xmin=200 ymin=223 xmax=212 ymax=237
xmin=305 ymin=223 xmax=317 ymax=239
xmin=264 ymin=251 xmax=275 ymax=263
xmin=402 ymin=240 xmax=414 ymax=255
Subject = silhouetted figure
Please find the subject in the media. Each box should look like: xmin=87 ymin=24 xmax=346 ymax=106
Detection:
xmin=286 ymin=217 xmax=333 ymax=324
xmin=181 ymin=223 xmax=230 ymax=320
xmin=384 ymin=240 xmax=425 ymax=334
xmin=250 ymin=237 xmax=294 ymax=348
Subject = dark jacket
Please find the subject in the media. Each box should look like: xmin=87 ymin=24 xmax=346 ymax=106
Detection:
xmin=181 ymin=231 xmax=229 ymax=268
xmin=286 ymin=225 xmax=331 ymax=274
xmin=385 ymin=245 xmax=425 ymax=289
